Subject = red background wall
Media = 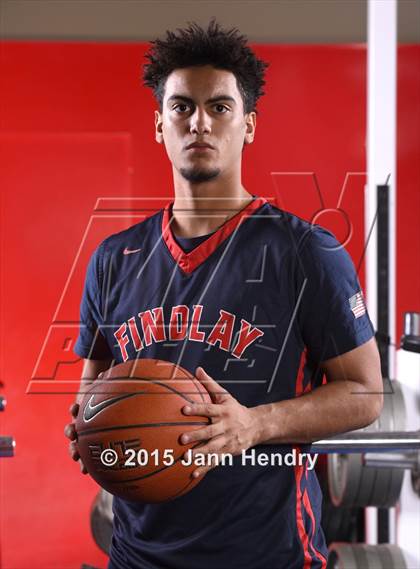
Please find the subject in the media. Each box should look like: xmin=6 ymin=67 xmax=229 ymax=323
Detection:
xmin=0 ymin=42 xmax=419 ymax=569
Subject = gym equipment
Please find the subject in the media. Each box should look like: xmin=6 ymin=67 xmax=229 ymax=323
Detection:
xmin=0 ymin=391 xmax=15 ymax=458
xmin=76 ymin=358 xmax=211 ymax=503
xmin=326 ymin=379 xmax=407 ymax=508
xmin=365 ymin=450 xmax=420 ymax=498
xmin=312 ymin=430 xmax=420 ymax=453
xmin=316 ymin=457 xmax=361 ymax=545
xmin=0 ymin=436 xmax=15 ymax=458
xmin=401 ymin=311 xmax=420 ymax=353
xmin=327 ymin=543 xmax=407 ymax=568
xmin=90 ymin=489 xmax=113 ymax=555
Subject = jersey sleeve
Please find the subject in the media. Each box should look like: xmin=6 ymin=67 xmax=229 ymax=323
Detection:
xmin=295 ymin=226 xmax=375 ymax=363
xmin=74 ymin=241 xmax=113 ymax=360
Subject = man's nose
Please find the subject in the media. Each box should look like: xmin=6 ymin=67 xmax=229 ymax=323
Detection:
xmin=189 ymin=107 xmax=211 ymax=134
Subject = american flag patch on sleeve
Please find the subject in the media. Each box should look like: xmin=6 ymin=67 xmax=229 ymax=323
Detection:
xmin=349 ymin=291 xmax=366 ymax=318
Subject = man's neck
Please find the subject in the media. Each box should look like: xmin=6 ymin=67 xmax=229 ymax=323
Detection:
xmin=171 ymin=187 xmax=253 ymax=238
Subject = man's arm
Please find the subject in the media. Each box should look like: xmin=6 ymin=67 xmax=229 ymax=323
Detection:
xmin=181 ymin=337 xmax=384 ymax=477
xmin=64 ymin=358 xmax=112 ymax=473
xmin=253 ymin=336 xmax=384 ymax=445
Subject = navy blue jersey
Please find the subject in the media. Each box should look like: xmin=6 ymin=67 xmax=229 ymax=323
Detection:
xmin=74 ymin=196 xmax=374 ymax=569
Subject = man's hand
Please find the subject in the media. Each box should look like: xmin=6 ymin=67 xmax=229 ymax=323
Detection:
xmin=64 ymin=402 xmax=88 ymax=474
xmin=181 ymin=367 xmax=260 ymax=478
xmin=64 ymin=361 xmax=111 ymax=475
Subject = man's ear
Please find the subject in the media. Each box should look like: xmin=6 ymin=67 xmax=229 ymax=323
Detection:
xmin=155 ymin=110 xmax=164 ymax=144
xmin=244 ymin=111 xmax=256 ymax=145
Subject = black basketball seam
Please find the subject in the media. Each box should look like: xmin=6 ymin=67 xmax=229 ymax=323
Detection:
xmin=169 ymin=365 xmax=207 ymax=403
xmin=190 ymin=376 xmax=207 ymax=403
xmin=77 ymin=421 xmax=208 ymax=437
xmin=87 ymin=377 xmax=199 ymax=404
xmin=107 ymin=441 xmax=204 ymax=483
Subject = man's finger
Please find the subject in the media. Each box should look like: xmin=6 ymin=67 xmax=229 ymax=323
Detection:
xmin=182 ymin=402 xmax=222 ymax=418
xmin=69 ymin=403 xmax=79 ymax=418
xmin=186 ymin=435 xmax=226 ymax=460
xmin=69 ymin=441 xmax=80 ymax=461
xmin=191 ymin=458 xmax=219 ymax=479
xmin=195 ymin=367 xmax=229 ymax=402
xmin=64 ymin=423 xmax=77 ymax=440
xmin=180 ymin=423 xmax=222 ymax=444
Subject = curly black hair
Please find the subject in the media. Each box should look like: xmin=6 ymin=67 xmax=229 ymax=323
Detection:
xmin=142 ymin=18 xmax=269 ymax=115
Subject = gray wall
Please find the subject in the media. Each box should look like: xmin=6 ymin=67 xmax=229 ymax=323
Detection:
xmin=0 ymin=0 xmax=419 ymax=43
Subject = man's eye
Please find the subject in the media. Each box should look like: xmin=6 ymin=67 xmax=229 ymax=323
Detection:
xmin=172 ymin=104 xmax=229 ymax=113
xmin=214 ymin=105 xmax=229 ymax=113
xmin=173 ymin=104 xmax=189 ymax=113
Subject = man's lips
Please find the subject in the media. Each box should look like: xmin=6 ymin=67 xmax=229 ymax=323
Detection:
xmin=186 ymin=143 xmax=214 ymax=150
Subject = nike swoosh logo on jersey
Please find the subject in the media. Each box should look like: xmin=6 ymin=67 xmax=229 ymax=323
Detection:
xmin=123 ymin=247 xmax=142 ymax=255
xmin=83 ymin=393 xmax=137 ymax=422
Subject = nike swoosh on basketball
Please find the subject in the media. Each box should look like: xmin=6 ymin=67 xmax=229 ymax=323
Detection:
xmin=83 ymin=393 xmax=137 ymax=422
xmin=123 ymin=247 xmax=142 ymax=255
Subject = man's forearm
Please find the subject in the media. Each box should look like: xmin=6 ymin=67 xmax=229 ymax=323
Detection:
xmin=252 ymin=380 xmax=383 ymax=445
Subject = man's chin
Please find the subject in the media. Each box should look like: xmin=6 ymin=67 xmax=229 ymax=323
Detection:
xmin=179 ymin=167 xmax=220 ymax=184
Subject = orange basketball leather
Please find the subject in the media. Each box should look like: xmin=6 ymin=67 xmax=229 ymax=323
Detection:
xmin=76 ymin=359 xmax=211 ymax=503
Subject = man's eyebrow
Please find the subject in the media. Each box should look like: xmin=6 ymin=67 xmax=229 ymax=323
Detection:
xmin=167 ymin=95 xmax=237 ymax=105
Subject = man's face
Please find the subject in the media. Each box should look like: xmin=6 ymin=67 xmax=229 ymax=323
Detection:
xmin=154 ymin=65 xmax=256 ymax=184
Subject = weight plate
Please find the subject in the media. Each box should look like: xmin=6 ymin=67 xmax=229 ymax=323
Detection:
xmin=90 ymin=490 xmax=114 ymax=555
xmin=352 ymin=545 xmax=382 ymax=569
xmin=327 ymin=543 xmax=358 ymax=569
xmin=378 ymin=544 xmax=407 ymax=568
xmin=371 ymin=380 xmax=405 ymax=507
xmin=328 ymin=544 xmax=407 ymax=568
xmin=96 ymin=488 xmax=113 ymax=522
xmin=382 ymin=378 xmax=406 ymax=431
xmin=317 ymin=458 xmax=360 ymax=544
xmin=390 ymin=379 xmax=406 ymax=430
xmin=328 ymin=380 xmax=405 ymax=508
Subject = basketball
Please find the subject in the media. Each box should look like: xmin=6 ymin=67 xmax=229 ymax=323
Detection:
xmin=75 ymin=359 xmax=212 ymax=503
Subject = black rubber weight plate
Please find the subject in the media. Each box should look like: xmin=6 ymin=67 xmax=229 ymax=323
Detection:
xmin=90 ymin=490 xmax=114 ymax=555
xmin=328 ymin=380 xmax=405 ymax=508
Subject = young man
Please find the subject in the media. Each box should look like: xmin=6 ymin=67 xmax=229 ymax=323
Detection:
xmin=65 ymin=20 xmax=383 ymax=569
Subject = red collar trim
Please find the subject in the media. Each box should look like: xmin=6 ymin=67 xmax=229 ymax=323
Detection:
xmin=162 ymin=196 xmax=267 ymax=274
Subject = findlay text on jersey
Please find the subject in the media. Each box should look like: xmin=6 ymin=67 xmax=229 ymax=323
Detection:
xmin=111 ymin=304 xmax=264 ymax=361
